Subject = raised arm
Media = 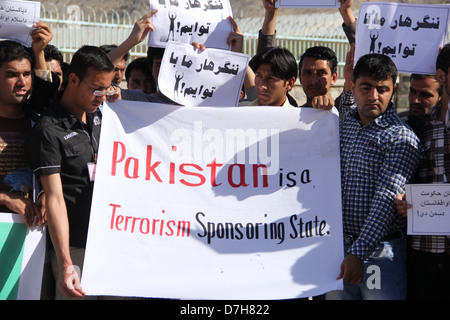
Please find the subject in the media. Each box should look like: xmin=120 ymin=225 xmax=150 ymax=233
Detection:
xmin=30 ymin=21 xmax=54 ymax=71
xmin=228 ymin=16 xmax=256 ymax=95
xmin=257 ymin=0 xmax=278 ymax=55
xmin=338 ymin=0 xmax=356 ymax=44
xmin=261 ymin=0 xmax=278 ymax=36
xmin=107 ymin=10 xmax=158 ymax=67
xmin=338 ymin=0 xmax=356 ymax=27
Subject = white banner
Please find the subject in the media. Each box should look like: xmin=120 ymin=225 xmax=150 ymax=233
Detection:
xmin=81 ymin=101 xmax=344 ymax=300
xmin=276 ymin=0 xmax=340 ymax=8
xmin=0 ymin=213 xmax=45 ymax=300
xmin=148 ymin=0 xmax=233 ymax=49
xmin=406 ymin=184 xmax=450 ymax=235
xmin=0 ymin=0 xmax=41 ymax=46
xmin=355 ymin=2 xmax=450 ymax=74
xmin=159 ymin=42 xmax=249 ymax=106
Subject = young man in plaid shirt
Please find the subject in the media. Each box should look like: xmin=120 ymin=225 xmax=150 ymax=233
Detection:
xmin=327 ymin=53 xmax=422 ymax=300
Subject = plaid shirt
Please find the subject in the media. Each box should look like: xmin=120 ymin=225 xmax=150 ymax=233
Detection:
xmin=411 ymin=102 xmax=450 ymax=253
xmin=338 ymin=91 xmax=422 ymax=260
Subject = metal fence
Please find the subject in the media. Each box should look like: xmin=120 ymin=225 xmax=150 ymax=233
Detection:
xmin=41 ymin=4 xmax=146 ymax=62
xmin=41 ymin=4 xmax=351 ymax=78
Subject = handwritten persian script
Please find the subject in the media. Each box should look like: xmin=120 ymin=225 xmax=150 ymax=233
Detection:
xmin=355 ymin=2 xmax=449 ymax=74
xmin=148 ymin=0 xmax=233 ymax=49
xmin=0 ymin=0 xmax=40 ymax=46
xmin=406 ymin=184 xmax=450 ymax=236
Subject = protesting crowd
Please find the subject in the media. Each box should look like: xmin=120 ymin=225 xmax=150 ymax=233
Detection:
xmin=0 ymin=0 xmax=449 ymax=301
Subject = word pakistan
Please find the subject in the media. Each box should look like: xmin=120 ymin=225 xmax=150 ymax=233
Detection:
xmin=107 ymin=139 xmax=330 ymax=246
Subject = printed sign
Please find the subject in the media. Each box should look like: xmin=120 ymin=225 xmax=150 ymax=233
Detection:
xmin=148 ymin=0 xmax=233 ymax=49
xmin=159 ymin=41 xmax=249 ymax=106
xmin=81 ymin=101 xmax=344 ymax=300
xmin=355 ymin=2 xmax=450 ymax=74
xmin=406 ymin=184 xmax=450 ymax=235
xmin=0 ymin=0 xmax=41 ymax=46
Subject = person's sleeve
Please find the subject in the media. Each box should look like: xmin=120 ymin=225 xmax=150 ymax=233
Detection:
xmin=244 ymin=86 xmax=258 ymax=102
xmin=26 ymin=125 xmax=62 ymax=177
xmin=349 ymin=130 xmax=422 ymax=260
xmin=35 ymin=69 xmax=53 ymax=82
xmin=335 ymin=90 xmax=356 ymax=117
xmin=27 ymin=72 xmax=60 ymax=115
xmin=256 ymin=29 xmax=277 ymax=56
xmin=342 ymin=19 xmax=356 ymax=44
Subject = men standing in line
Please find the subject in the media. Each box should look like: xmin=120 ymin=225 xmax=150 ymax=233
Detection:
xmin=26 ymin=46 xmax=115 ymax=299
xmin=258 ymin=0 xmax=339 ymax=109
xmin=327 ymin=53 xmax=422 ymax=300
xmin=395 ymin=44 xmax=450 ymax=300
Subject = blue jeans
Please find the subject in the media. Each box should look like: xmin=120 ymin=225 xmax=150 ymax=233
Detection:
xmin=326 ymin=235 xmax=407 ymax=300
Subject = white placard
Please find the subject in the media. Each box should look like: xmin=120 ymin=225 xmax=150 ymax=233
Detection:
xmin=0 ymin=1 xmax=41 ymax=46
xmin=406 ymin=184 xmax=450 ymax=235
xmin=355 ymin=2 xmax=450 ymax=74
xmin=81 ymin=101 xmax=344 ymax=300
xmin=158 ymin=41 xmax=249 ymax=106
xmin=148 ymin=0 xmax=233 ymax=49
xmin=276 ymin=0 xmax=340 ymax=8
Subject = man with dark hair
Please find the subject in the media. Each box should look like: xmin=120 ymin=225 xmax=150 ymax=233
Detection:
xmin=100 ymin=44 xmax=129 ymax=86
xmin=326 ymin=53 xmax=422 ymax=300
xmin=26 ymin=45 xmax=115 ymax=299
xmin=397 ymin=73 xmax=442 ymax=138
xmin=298 ymin=46 xmax=338 ymax=108
xmin=0 ymin=40 xmax=39 ymax=226
xmin=241 ymin=47 xmax=297 ymax=107
xmin=408 ymin=73 xmax=442 ymax=115
xmin=125 ymin=57 xmax=156 ymax=94
xmin=395 ymin=44 xmax=450 ymax=300
xmin=117 ymin=46 xmax=177 ymax=104
xmin=0 ymin=21 xmax=55 ymax=228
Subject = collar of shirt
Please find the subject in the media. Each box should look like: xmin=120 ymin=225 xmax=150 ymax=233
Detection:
xmin=348 ymin=102 xmax=396 ymax=129
xmin=427 ymin=100 xmax=443 ymax=121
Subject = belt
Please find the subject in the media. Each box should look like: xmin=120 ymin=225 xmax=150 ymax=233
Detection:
xmin=381 ymin=231 xmax=403 ymax=241
xmin=344 ymin=231 xmax=403 ymax=244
